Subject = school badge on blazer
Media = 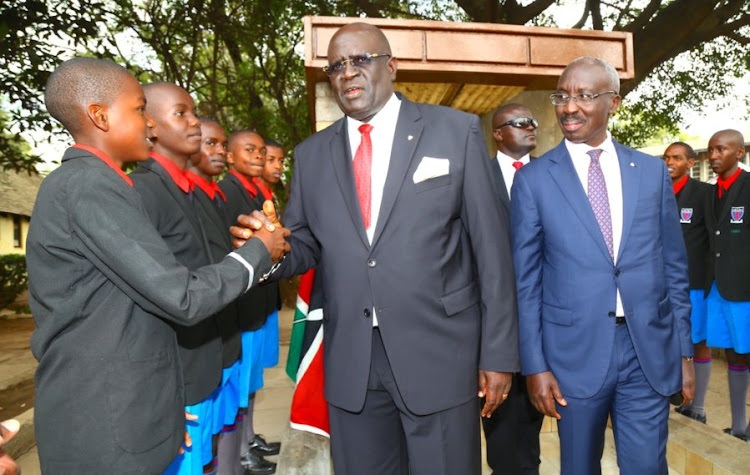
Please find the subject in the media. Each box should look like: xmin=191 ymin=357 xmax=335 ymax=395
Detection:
xmin=730 ymin=206 xmax=744 ymax=224
xmin=680 ymin=208 xmax=693 ymax=224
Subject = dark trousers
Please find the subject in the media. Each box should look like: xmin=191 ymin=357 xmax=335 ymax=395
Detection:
xmin=328 ymin=329 xmax=481 ymax=475
xmin=481 ymin=373 xmax=544 ymax=474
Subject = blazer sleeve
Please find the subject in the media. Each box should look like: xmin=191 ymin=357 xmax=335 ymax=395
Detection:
xmin=658 ymin=163 xmax=694 ymax=357
xmin=68 ymin=168 xmax=272 ymax=325
xmin=277 ymin=141 xmax=321 ymax=278
xmin=462 ymin=115 xmax=520 ymax=373
xmin=510 ymin=169 xmax=549 ymax=375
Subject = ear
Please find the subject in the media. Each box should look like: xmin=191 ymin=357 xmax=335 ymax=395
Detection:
xmin=609 ymin=94 xmax=622 ymax=114
xmin=388 ymin=57 xmax=398 ymax=82
xmin=86 ymin=103 xmax=109 ymax=132
xmin=226 ymin=152 xmax=235 ymax=166
xmin=492 ymin=128 xmax=504 ymax=143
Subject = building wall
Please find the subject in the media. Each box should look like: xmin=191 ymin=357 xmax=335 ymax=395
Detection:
xmin=0 ymin=214 xmax=30 ymax=255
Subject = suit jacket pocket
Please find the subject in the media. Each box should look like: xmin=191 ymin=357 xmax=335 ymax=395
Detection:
xmin=441 ymin=281 xmax=479 ymax=316
xmin=106 ymin=353 xmax=182 ymax=453
xmin=542 ymin=302 xmax=573 ymax=326
xmin=415 ymin=174 xmax=451 ymax=193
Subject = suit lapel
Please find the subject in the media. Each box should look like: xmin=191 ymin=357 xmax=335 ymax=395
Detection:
xmin=548 ymin=142 xmax=612 ymax=262
xmin=329 ymin=119 xmax=371 ymax=248
xmin=616 ymin=143 xmax=641 ymax=262
xmin=371 ymin=99 xmax=423 ymax=248
xmin=490 ymin=156 xmax=511 ymax=211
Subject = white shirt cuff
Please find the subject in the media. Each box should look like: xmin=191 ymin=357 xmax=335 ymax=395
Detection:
xmin=228 ymin=252 xmax=255 ymax=292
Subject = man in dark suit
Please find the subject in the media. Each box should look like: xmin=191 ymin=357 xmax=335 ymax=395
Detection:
xmin=704 ymin=129 xmax=750 ymax=441
xmin=511 ymin=57 xmax=694 ymax=475
xmin=277 ymin=22 xmax=518 ymax=474
xmin=662 ymin=142 xmax=713 ymax=424
xmin=485 ymin=103 xmax=544 ymax=475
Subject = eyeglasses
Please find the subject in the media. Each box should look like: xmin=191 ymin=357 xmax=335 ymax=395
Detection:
xmin=495 ymin=117 xmax=539 ymax=130
xmin=323 ymin=53 xmax=391 ymax=77
xmin=549 ymin=91 xmax=618 ymax=106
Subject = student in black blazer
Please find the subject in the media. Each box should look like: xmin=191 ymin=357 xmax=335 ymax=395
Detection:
xmin=28 ymin=58 xmax=286 ymax=474
xmin=704 ymin=130 xmax=750 ymax=441
xmin=663 ymin=142 xmax=713 ymax=424
xmin=486 ymin=103 xmax=544 ymax=475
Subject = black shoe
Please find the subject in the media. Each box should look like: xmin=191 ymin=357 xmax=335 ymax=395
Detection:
xmin=248 ymin=434 xmax=281 ymax=456
xmin=674 ymin=405 xmax=707 ymax=423
xmin=241 ymin=450 xmax=277 ymax=474
xmin=723 ymin=428 xmax=749 ymax=442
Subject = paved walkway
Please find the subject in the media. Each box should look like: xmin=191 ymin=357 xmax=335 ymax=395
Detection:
xmin=6 ymin=308 xmax=750 ymax=473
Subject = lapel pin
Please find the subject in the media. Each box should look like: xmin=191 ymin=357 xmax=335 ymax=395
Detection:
xmin=629 ymin=162 xmax=636 ymax=167
xmin=407 ymin=135 xmax=413 ymax=141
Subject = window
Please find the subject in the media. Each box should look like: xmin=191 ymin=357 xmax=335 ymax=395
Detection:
xmin=13 ymin=215 xmax=22 ymax=248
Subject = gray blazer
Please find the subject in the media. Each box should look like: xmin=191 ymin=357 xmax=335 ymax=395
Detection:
xmin=27 ymin=147 xmax=271 ymax=474
xmin=280 ymin=96 xmax=519 ymax=415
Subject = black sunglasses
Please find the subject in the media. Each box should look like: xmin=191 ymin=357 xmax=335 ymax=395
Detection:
xmin=323 ymin=53 xmax=391 ymax=76
xmin=495 ymin=117 xmax=539 ymax=130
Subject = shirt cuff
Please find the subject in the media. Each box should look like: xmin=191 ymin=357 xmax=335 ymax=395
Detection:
xmin=228 ymin=252 xmax=255 ymax=292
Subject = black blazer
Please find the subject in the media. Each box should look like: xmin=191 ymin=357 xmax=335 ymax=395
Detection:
xmin=219 ymin=174 xmax=269 ymax=330
xmin=193 ymin=185 xmax=243 ymax=367
xmin=490 ymin=155 xmax=537 ymax=212
xmin=675 ymin=177 xmax=711 ymax=290
xmin=131 ymin=159 xmax=222 ymax=404
xmin=27 ymin=147 xmax=271 ymax=473
xmin=706 ymin=170 xmax=750 ymax=301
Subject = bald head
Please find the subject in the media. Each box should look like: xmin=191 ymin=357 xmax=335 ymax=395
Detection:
xmin=712 ymin=129 xmax=745 ymax=147
xmin=45 ymin=57 xmax=133 ymax=135
xmin=328 ymin=22 xmax=392 ymax=58
xmin=143 ymin=82 xmax=189 ymax=114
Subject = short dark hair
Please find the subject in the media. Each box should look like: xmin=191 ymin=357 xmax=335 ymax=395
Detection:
xmin=669 ymin=141 xmax=696 ymax=159
xmin=228 ymin=129 xmax=262 ymax=150
xmin=45 ymin=57 xmax=132 ymax=135
xmin=265 ymin=139 xmax=283 ymax=149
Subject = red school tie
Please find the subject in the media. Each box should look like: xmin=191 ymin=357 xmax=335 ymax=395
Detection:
xmin=353 ymin=123 xmax=373 ymax=229
xmin=512 ymin=161 xmax=524 ymax=172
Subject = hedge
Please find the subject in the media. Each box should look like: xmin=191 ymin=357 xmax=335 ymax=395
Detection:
xmin=0 ymin=254 xmax=28 ymax=309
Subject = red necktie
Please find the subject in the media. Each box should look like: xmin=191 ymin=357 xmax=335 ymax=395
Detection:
xmin=512 ymin=161 xmax=524 ymax=172
xmin=353 ymin=124 xmax=373 ymax=229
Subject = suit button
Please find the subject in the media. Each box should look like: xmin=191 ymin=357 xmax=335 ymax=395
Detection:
xmin=367 ymin=259 xmax=377 ymax=268
xmin=608 ymin=311 xmax=616 ymax=318
xmin=716 ymin=230 xmax=721 ymax=235
xmin=614 ymin=268 xmax=621 ymax=276
xmin=363 ymin=308 xmax=371 ymax=318
xmin=716 ymin=252 xmax=721 ymax=258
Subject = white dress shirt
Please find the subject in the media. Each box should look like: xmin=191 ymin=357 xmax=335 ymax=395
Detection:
xmin=346 ymin=93 xmax=402 ymax=325
xmin=496 ymin=151 xmax=530 ymax=199
xmin=564 ymin=132 xmax=625 ymax=317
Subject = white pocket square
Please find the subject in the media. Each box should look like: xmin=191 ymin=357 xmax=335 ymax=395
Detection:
xmin=413 ymin=157 xmax=450 ymax=184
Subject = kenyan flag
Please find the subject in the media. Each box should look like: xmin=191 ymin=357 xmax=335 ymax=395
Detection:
xmin=285 ymin=269 xmax=329 ymax=436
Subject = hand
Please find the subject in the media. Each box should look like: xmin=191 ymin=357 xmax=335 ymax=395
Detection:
xmin=262 ymin=200 xmax=282 ymax=227
xmin=230 ymin=210 xmax=283 ymax=248
xmin=0 ymin=419 xmax=21 ymax=475
xmin=478 ymin=370 xmax=512 ymax=418
xmin=252 ymin=224 xmax=291 ymax=262
xmin=526 ymin=371 xmax=567 ymax=420
xmin=681 ymin=357 xmax=695 ymax=407
xmin=179 ymin=411 xmax=199 ymax=455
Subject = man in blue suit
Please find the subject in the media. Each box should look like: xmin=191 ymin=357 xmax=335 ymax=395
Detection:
xmin=510 ymin=56 xmax=695 ymax=475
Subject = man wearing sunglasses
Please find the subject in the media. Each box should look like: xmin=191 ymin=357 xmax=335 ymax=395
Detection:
xmin=484 ymin=102 xmax=544 ymax=475
xmin=511 ymin=57 xmax=693 ymax=474
xmin=277 ymin=22 xmax=518 ymax=474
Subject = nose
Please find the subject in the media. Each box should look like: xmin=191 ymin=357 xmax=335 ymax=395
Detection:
xmin=562 ymin=99 xmax=579 ymax=115
xmin=340 ymin=61 xmax=360 ymax=80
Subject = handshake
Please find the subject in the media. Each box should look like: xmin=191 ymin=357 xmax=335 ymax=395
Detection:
xmin=230 ymin=200 xmax=290 ymax=263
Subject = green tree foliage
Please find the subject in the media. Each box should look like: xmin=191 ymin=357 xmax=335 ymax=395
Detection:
xmin=0 ymin=0 xmax=108 ymax=173
xmin=0 ymin=254 xmax=28 ymax=309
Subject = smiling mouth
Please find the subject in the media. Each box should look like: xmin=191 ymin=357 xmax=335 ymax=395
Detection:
xmin=344 ymin=86 xmax=363 ymax=97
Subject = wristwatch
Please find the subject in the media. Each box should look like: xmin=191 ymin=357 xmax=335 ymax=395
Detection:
xmin=683 ymin=356 xmax=694 ymax=362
